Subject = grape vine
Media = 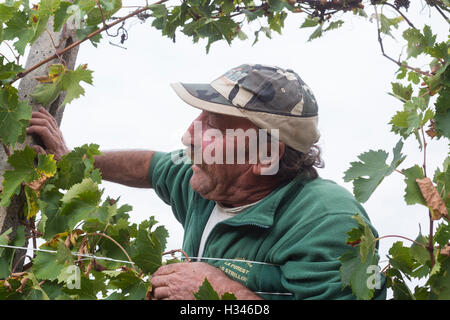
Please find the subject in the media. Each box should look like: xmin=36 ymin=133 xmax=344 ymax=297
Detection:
xmin=0 ymin=0 xmax=448 ymax=300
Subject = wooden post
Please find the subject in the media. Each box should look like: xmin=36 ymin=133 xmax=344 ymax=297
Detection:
xmin=0 ymin=16 xmax=80 ymax=272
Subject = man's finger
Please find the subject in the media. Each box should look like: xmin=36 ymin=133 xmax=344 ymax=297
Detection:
xmin=26 ymin=126 xmax=54 ymax=142
xmin=150 ymin=274 xmax=170 ymax=288
xmin=31 ymin=145 xmax=47 ymax=155
xmin=152 ymin=263 xmax=184 ymax=276
xmin=152 ymin=286 xmax=170 ymax=300
xmin=28 ymin=118 xmax=57 ymax=134
xmin=31 ymin=108 xmax=58 ymax=130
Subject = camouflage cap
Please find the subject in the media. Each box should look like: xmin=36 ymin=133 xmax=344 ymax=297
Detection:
xmin=170 ymin=64 xmax=320 ymax=153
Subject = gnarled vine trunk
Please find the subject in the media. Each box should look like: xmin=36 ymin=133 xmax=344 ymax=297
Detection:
xmin=0 ymin=16 xmax=79 ymax=272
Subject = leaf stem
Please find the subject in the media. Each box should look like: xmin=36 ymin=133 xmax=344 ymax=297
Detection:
xmin=373 ymin=5 xmax=431 ymax=77
xmin=2 ymin=144 xmax=11 ymax=157
xmin=375 ymin=234 xmax=427 ymax=249
xmin=162 ymin=248 xmax=191 ymax=262
xmin=428 ymin=211 xmax=435 ymax=268
xmin=433 ymin=3 xmax=449 ymax=22
xmin=83 ymin=232 xmax=136 ymax=271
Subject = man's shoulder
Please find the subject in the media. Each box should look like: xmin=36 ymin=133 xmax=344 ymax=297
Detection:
xmin=277 ymin=176 xmax=369 ymax=225
xmin=291 ymin=176 xmax=356 ymax=204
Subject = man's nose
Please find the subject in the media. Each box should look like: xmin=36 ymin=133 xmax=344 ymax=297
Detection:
xmin=181 ymin=127 xmax=193 ymax=147
xmin=181 ymin=112 xmax=205 ymax=147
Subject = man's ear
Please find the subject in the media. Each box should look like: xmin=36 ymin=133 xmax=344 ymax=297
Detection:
xmin=252 ymin=141 xmax=285 ymax=176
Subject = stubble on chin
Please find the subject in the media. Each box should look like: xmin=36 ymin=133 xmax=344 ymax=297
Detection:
xmin=189 ymin=165 xmax=215 ymax=198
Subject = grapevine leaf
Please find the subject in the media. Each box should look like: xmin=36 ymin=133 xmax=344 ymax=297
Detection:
xmin=300 ymin=16 xmax=320 ymax=28
xmin=1 ymin=146 xmax=56 ymax=208
xmin=131 ymin=221 xmax=167 ymax=274
xmin=30 ymin=81 xmax=62 ymax=106
xmin=148 ymin=3 xmax=168 ymax=18
xmin=0 ymin=86 xmax=32 ymax=146
xmin=61 ymin=177 xmax=101 ymax=205
xmin=37 ymin=153 xmax=57 ymax=176
xmin=354 ymin=214 xmax=376 ymax=262
xmin=53 ymin=1 xmax=72 ymax=32
xmin=24 ymin=185 xmax=40 ymax=219
xmin=0 ymin=57 xmax=24 ymax=84
xmin=307 ymin=24 xmax=323 ymax=42
xmin=194 ymin=278 xmax=219 ymax=300
xmin=425 ymin=42 xmax=449 ymax=60
xmin=388 ymin=241 xmax=415 ymax=279
xmin=31 ymin=64 xmax=93 ymax=107
xmin=0 ymin=227 xmax=12 ymax=256
xmin=0 ymin=146 xmax=38 ymax=207
xmin=0 ymin=1 xmax=20 ymax=23
xmin=428 ymin=255 xmax=450 ymax=299
xmin=410 ymin=233 xmax=430 ymax=266
xmin=408 ymin=71 xmax=420 ymax=85
xmin=339 ymin=247 xmax=379 ymax=300
xmin=86 ymin=0 xmax=122 ymax=26
xmin=53 ymin=143 xmax=101 ymax=189
xmin=0 ymin=225 xmax=25 ymax=278
xmin=0 ymin=228 xmax=13 ymax=278
xmin=403 ymin=165 xmax=426 ymax=205
xmin=37 ymin=184 xmax=68 ymax=240
xmin=403 ymin=26 xmax=436 ymax=58
xmin=60 ymin=178 xmax=102 ymax=229
xmin=390 ymin=110 xmax=418 ymax=138
xmin=3 ymin=10 xmax=34 ymax=55
xmin=343 ymin=139 xmax=406 ymax=203
xmin=339 ymin=214 xmax=378 ymax=300
xmin=433 ymin=158 xmax=450 ymax=216
xmin=32 ymin=247 xmax=64 ymax=281
xmin=385 ymin=268 xmax=414 ymax=300
xmin=434 ymin=222 xmax=450 ymax=248
xmin=434 ymin=86 xmax=450 ymax=139
xmin=390 ymin=82 xmax=413 ymax=102
xmin=106 ymin=269 xmax=148 ymax=300
xmin=62 ymin=272 xmax=107 ymax=299
xmin=379 ymin=14 xmax=402 ymax=38
xmin=30 ymin=0 xmax=58 ymax=44
xmin=60 ymin=64 xmax=94 ymax=107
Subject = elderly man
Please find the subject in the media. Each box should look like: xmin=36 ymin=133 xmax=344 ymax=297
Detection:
xmin=27 ymin=64 xmax=386 ymax=300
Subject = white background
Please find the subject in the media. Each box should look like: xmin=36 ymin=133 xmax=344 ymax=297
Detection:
xmin=19 ymin=0 xmax=449 ymax=297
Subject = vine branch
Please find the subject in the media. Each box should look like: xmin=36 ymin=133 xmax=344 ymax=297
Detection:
xmin=383 ymin=2 xmax=416 ymax=29
xmin=10 ymin=0 xmax=168 ymax=85
xmin=373 ymin=5 xmax=431 ymax=77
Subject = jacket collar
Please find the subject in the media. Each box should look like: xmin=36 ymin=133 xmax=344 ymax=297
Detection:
xmin=221 ymin=175 xmax=307 ymax=228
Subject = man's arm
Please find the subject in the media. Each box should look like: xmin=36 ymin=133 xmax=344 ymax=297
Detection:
xmin=27 ymin=107 xmax=155 ymax=188
xmin=150 ymin=262 xmax=263 ymax=300
xmin=94 ymin=150 xmax=154 ymax=188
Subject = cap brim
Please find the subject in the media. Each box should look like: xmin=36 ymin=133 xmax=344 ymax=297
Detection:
xmin=170 ymin=82 xmax=244 ymax=118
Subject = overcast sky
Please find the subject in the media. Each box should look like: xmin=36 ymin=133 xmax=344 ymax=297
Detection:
xmin=55 ymin=1 xmax=448 ymax=296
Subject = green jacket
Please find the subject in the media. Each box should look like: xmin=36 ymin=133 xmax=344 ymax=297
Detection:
xmin=148 ymin=151 xmax=386 ymax=300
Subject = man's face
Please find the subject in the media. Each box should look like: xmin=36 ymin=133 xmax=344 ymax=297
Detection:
xmin=181 ymin=111 xmax=263 ymax=201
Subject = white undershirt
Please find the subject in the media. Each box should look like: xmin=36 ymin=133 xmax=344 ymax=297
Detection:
xmin=197 ymin=200 xmax=260 ymax=259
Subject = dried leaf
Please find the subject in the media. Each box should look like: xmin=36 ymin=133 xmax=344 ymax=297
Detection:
xmin=416 ymin=177 xmax=449 ymax=220
xmin=25 ymin=175 xmax=50 ymax=193
xmin=426 ymin=119 xmax=437 ymax=139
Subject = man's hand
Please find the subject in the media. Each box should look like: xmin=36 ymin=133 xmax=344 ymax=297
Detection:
xmin=150 ymin=262 xmax=262 ymax=300
xmin=26 ymin=107 xmax=70 ymax=160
